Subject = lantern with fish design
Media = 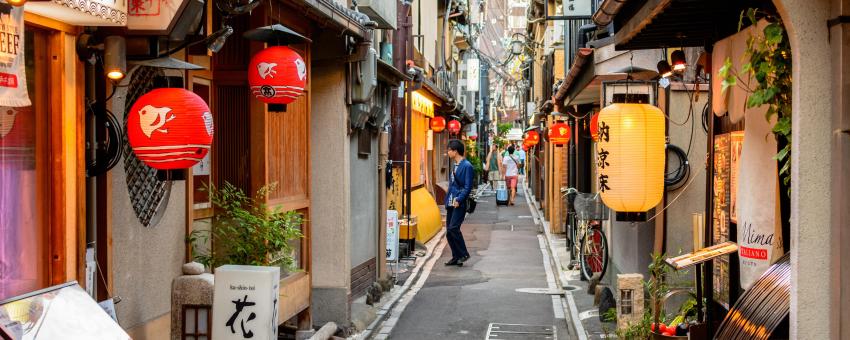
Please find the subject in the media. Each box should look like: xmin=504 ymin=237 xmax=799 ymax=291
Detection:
xmin=248 ymin=46 xmax=306 ymax=105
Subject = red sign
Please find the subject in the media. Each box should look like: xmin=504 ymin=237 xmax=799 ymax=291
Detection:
xmin=0 ymin=73 xmax=18 ymax=88
xmin=739 ymin=246 xmax=768 ymax=260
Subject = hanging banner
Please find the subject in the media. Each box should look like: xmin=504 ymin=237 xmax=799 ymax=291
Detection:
xmin=0 ymin=7 xmax=30 ymax=107
xmin=735 ymin=111 xmax=784 ymax=290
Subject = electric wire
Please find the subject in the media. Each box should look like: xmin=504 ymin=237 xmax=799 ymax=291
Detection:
xmin=644 ymin=158 xmax=706 ymax=224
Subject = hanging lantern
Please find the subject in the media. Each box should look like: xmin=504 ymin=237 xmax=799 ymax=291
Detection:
xmin=469 ymin=135 xmax=478 ymax=141
xmin=431 ymin=116 xmax=446 ymax=132
xmin=590 ymin=112 xmax=600 ymax=141
xmin=447 ymin=119 xmax=461 ymax=134
xmin=248 ymin=46 xmax=307 ymax=105
xmin=596 ymin=103 xmax=665 ymax=212
xmin=127 ymin=88 xmax=214 ymax=170
xmin=525 ymin=130 xmax=540 ymax=146
xmin=548 ymin=122 xmax=571 ymax=146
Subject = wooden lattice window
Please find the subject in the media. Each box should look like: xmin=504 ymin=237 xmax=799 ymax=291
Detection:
xmin=620 ymin=289 xmax=633 ymax=315
xmin=182 ymin=304 xmax=212 ymax=340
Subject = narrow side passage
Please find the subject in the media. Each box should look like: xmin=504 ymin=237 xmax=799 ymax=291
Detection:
xmin=386 ymin=184 xmax=570 ymax=340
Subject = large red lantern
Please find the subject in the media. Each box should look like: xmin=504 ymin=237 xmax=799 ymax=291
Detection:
xmin=127 ymin=88 xmax=214 ymax=170
xmin=525 ymin=130 xmax=540 ymax=146
xmin=590 ymin=112 xmax=600 ymax=141
xmin=447 ymin=120 xmax=461 ymax=134
xmin=548 ymin=122 xmax=571 ymax=146
xmin=431 ymin=116 xmax=446 ymax=132
xmin=248 ymin=46 xmax=307 ymax=105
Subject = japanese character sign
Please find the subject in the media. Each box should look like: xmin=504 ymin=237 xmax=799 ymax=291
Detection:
xmin=213 ymin=265 xmax=281 ymax=340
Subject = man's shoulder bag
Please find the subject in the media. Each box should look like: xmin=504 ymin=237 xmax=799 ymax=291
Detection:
xmin=453 ymin=162 xmax=477 ymax=214
xmin=510 ymin=155 xmax=524 ymax=170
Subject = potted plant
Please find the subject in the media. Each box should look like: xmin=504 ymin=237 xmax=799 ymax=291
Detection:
xmin=187 ymin=182 xmax=304 ymax=273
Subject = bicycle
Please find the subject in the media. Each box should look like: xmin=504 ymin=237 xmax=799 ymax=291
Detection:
xmin=561 ymin=187 xmax=610 ymax=281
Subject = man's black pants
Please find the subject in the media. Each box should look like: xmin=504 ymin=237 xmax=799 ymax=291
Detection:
xmin=446 ymin=207 xmax=470 ymax=260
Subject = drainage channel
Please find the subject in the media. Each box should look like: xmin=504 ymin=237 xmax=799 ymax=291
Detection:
xmin=485 ymin=323 xmax=555 ymax=340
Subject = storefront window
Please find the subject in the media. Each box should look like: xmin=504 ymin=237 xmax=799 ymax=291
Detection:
xmin=0 ymin=30 xmax=45 ymax=301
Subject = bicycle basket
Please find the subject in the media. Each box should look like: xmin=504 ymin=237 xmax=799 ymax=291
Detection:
xmin=573 ymin=193 xmax=610 ymax=221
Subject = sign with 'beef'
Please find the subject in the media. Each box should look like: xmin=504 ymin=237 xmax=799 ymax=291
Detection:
xmin=0 ymin=5 xmax=29 ymax=107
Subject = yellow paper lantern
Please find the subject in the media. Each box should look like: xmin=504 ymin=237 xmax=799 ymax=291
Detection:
xmin=595 ymin=103 xmax=666 ymax=212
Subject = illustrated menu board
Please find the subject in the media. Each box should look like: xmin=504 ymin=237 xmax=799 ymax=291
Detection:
xmin=712 ymin=133 xmax=731 ymax=309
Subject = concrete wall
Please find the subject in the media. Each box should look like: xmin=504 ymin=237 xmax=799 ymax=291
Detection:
xmin=310 ymin=49 xmax=352 ymax=324
xmin=350 ymin=131 xmax=379 ymax=268
xmin=110 ymin=69 xmax=186 ymax=335
xmin=772 ymin=0 xmax=834 ymax=338
xmin=665 ymin=89 xmax=708 ymax=258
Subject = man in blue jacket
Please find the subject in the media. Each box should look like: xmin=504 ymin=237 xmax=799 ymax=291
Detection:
xmin=445 ymin=140 xmax=472 ymax=266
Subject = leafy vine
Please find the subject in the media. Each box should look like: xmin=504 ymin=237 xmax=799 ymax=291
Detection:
xmin=719 ymin=9 xmax=792 ymax=192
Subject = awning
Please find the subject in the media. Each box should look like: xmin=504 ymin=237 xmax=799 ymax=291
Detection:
xmin=293 ymin=0 xmax=370 ymax=40
xmin=377 ymin=58 xmax=410 ymax=86
xmin=561 ymin=42 xmax=660 ymax=106
xmin=612 ymin=0 xmax=773 ymax=50
xmin=26 ymin=0 xmax=127 ymax=26
xmin=553 ymin=48 xmax=593 ymax=107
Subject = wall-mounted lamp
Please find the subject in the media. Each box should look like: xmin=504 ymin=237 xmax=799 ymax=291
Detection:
xmin=104 ymin=36 xmax=126 ymax=81
xmin=510 ymin=39 xmax=524 ymax=56
xmin=671 ymin=50 xmax=687 ymax=72
xmin=6 ymin=0 xmax=25 ymax=7
xmin=657 ymin=60 xmax=673 ymax=79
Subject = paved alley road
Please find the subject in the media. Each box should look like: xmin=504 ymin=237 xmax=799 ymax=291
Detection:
xmin=386 ymin=184 xmax=571 ymax=340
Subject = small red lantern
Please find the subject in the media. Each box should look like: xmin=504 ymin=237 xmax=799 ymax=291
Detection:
xmin=469 ymin=135 xmax=478 ymax=141
xmin=447 ymin=120 xmax=461 ymax=134
xmin=548 ymin=122 xmax=571 ymax=146
xmin=248 ymin=46 xmax=307 ymax=105
xmin=431 ymin=116 xmax=446 ymax=132
xmin=525 ymin=130 xmax=540 ymax=146
xmin=590 ymin=112 xmax=600 ymax=141
xmin=127 ymin=88 xmax=214 ymax=170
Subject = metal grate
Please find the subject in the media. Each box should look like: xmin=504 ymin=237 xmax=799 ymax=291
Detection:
xmin=122 ymin=66 xmax=171 ymax=228
xmin=486 ymin=323 xmax=555 ymax=340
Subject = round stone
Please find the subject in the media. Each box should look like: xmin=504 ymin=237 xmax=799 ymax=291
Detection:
xmin=182 ymin=262 xmax=205 ymax=275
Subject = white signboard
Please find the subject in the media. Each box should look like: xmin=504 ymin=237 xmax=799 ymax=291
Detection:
xmin=0 ymin=7 xmax=29 ymax=107
xmin=127 ymin=0 xmax=185 ymax=31
xmin=386 ymin=210 xmax=400 ymax=261
xmin=735 ymin=109 xmax=783 ymax=290
xmin=26 ymin=0 xmax=128 ymax=26
xmin=562 ymin=0 xmax=593 ymax=17
xmin=213 ymin=265 xmax=280 ymax=340
xmin=506 ymin=128 xmax=523 ymax=141
xmin=467 ymin=57 xmax=479 ymax=92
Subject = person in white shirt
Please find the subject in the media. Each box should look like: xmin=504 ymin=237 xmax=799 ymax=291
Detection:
xmin=502 ymin=145 xmax=521 ymax=205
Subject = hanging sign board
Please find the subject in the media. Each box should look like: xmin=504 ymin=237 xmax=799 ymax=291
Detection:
xmin=386 ymin=210 xmax=400 ymax=261
xmin=0 ymin=6 xmax=30 ymax=107
xmin=735 ymin=112 xmax=783 ymax=290
xmin=212 ymin=265 xmax=280 ymax=340
xmin=25 ymin=0 xmax=128 ymax=26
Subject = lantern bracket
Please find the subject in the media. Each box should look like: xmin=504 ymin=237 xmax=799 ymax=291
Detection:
xmin=243 ymin=24 xmax=312 ymax=45
xmin=269 ymin=104 xmax=287 ymax=113
xmin=157 ymin=169 xmax=187 ymax=182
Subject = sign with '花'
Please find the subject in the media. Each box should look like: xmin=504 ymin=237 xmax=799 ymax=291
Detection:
xmin=0 ymin=6 xmax=30 ymax=107
xmin=213 ymin=265 xmax=281 ymax=340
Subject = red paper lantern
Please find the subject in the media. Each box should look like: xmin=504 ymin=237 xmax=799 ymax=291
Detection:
xmin=127 ymin=88 xmax=214 ymax=170
xmin=590 ymin=112 xmax=600 ymax=141
xmin=248 ymin=46 xmax=307 ymax=105
xmin=447 ymin=120 xmax=461 ymax=134
xmin=548 ymin=122 xmax=571 ymax=146
xmin=525 ymin=130 xmax=540 ymax=146
xmin=431 ymin=116 xmax=446 ymax=132
xmin=469 ymin=135 xmax=478 ymax=141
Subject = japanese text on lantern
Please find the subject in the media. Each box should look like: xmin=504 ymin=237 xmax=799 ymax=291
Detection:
xmin=597 ymin=120 xmax=612 ymax=193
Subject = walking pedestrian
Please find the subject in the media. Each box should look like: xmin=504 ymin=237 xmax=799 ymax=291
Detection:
xmin=502 ymin=145 xmax=521 ymax=206
xmin=485 ymin=144 xmax=504 ymax=189
xmin=517 ymin=145 xmax=526 ymax=176
xmin=445 ymin=140 xmax=472 ymax=266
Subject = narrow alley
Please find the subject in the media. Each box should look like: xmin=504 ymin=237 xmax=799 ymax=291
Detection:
xmin=373 ymin=181 xmax=572 ymax=340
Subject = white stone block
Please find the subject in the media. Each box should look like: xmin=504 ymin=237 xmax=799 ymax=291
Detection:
xmin=212 ymin=265 xmax=281 ymax=340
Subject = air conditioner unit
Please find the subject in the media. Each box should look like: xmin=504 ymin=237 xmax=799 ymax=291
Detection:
xmin=357 ymin=0 xmax=397 ymax=29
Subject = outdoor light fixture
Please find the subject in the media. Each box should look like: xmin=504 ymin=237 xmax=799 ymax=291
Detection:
xmin=510 ymin=39 xmax=523 ymax=56
xmin=656 ymin=60 xmax=673 ymax=79
xmin=104 ymin=36 xmax=126 ymax=81
xmin=207 ymin=26 xmax=234 ymax=53
xmin=671 ymin=50 xmax=687 ymax=72
xmin=596 ymin=103 xmax=665 ymax=212
xmin=6 ymin=0 xmax=25 ymax=7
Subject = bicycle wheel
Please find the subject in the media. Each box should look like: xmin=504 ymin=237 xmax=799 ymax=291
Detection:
xmin=579 ymin=228 xmax=609 ymax=281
